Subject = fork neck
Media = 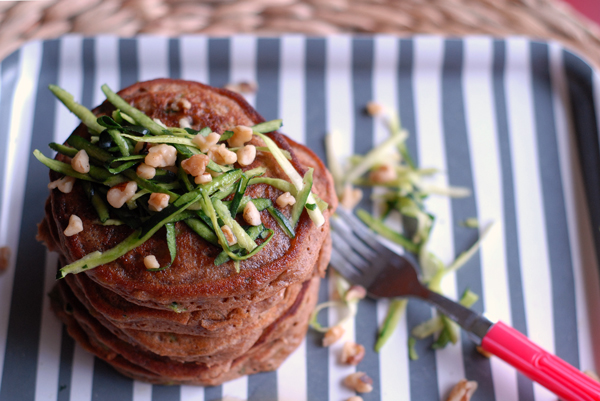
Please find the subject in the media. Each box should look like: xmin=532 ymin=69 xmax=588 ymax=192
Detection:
xmin=423 ymin=289 xmax=493 ymax=343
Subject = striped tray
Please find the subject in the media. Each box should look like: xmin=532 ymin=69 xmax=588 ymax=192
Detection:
xmin=1 ymin=35 xmax=599 ymax=401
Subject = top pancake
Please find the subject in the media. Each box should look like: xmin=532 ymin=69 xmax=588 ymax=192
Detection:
xmin=44 ymin=79 xmax=336 ymax=309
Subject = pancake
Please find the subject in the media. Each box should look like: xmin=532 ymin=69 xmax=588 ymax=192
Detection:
xmin=45 ymin=79 xmax=336 ymax=311
xmin=38 ymin=78 xmax=336 ymax=385
xmin=53 ymin=275 xmax=320 ymax=385
xmin=65 ymin=234 xmax=330 ymax=336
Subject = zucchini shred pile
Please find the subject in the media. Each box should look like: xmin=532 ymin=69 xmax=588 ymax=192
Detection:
xmin=35 ymin=84 xmax=326 ymax=280
xmin=319 ymin=103 xmax=491 ymax=355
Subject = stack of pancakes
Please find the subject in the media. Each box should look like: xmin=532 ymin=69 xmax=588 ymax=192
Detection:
xmin=37 ymin=80 xmax=336 ymax=385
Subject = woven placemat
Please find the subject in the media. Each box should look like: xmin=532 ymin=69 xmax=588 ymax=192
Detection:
xmin=0 ymin=0 xmax=600 ymax=67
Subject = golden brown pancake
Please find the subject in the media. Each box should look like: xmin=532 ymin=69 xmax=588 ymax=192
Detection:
xmin=38 ymin=79 xmax=336 ymax=385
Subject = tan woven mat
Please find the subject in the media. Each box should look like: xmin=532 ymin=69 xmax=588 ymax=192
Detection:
xmin=1 ymin=0 xmax=600 ymax=67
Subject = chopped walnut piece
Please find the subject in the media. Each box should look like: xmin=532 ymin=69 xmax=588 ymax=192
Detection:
xmin=237 ymin=144 xmax=256 ymax=167
xmin=107 ymin=181 xmax=137 ymax=209
xmin=144 ymin=255 xmax=160 ymax=270
xmin=0 ymin=246 xmax=11 ymax=273
xmin=136 ymin=163 xmax=156 ymax=179
xmin=181 ymin=154 xmax=209 ymax=177
xmin=145 ymin=144 xmax=177 ymax=168
xmin=475 ymin=345 xmax=492 ymax=358
xmin=71 ymin=149 xmax=90 ymax=173
xmin=179 ymin=116 xmax=192 ymax=129
xmin=322 ymin=325 xmax=345 ymax=347
xmin=276 ymin=192 xmax=296 ymax=208
xmin=344 ymin=285 xmax=367 ymax=302
xmin=343 ymin=372 xmax=373 ymax=393
xmin=194 ymin=173 xmax=212 ymax=185
xmin=243 ymin=201 xmax=261 ymax=226
xmin=340 ymin=184 xmax=363 ymax=210
xmin=366 ymin=101 xmax=385 ymax=116
xmin=64 ymin=215 xmax=83 ymax=237
xmin=148 ymin=193 xmax=170 ymax=212
xmin=224 ymin=81 xmax=258 ymax=94
xmin=446 ymin=379 xmax=478 ymax=401
xmin=195 ymin=173 xmax=212 ymax=184
xmin=193 ymin=132 xmax=221 ymax=153
xmin=341 ymin=341 xmax=366 ymax=365
xmin=369 ymin=164 xmax=397 ymax=184
xmin=48 ymin=176 xmax=76 ymax=194
xmin=221 ymin=225 xmax=237 ymax=246
xmin=585 ymin=370 xmax=600 ymax=382
xmin=170 ymin=97 xmax=192 ymax=111
xmin=228 ymin=125 xmax=253 ymax=148
xmin=209 ymin=144 xmax=237 ymax=165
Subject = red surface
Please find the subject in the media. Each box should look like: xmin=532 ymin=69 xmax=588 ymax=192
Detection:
xmin=561 ymin=0 xmax=600 ymax=26
xmin=481 ymin=321 xmax=600 ymax=401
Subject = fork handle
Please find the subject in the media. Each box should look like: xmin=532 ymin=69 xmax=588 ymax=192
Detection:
xmin=481 ymin=321 xmax=600 ymax=401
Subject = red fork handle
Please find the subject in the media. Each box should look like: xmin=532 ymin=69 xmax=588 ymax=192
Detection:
xmin=480 ymin=321 xmax=600 ymax=401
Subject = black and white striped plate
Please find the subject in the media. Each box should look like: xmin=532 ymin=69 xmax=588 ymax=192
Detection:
xmin=1 ymin=35 xmax=599 ymax=401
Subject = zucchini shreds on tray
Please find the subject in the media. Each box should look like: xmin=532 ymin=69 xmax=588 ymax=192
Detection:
xmin=36 ymin=84 xmax=324 ymax=279
xmin=323 ymin=101 xmax=493 ymax=355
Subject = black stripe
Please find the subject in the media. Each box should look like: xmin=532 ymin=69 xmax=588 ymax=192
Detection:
xmin=82 ymin=38 xmax=96 ymax=109
xmin=352 ymin=38 xmax=381 ymax=401
xmin=119 ymin=39 xmax=138 ymax=89
xmin=208 ymin=38 xmax=230 ymax=88
xmin=403 ymin=38 xmax=439 ymax=401
xmin=247 ymin=372 xmax=277 ymax=401
xmin=91 ymin=358 xmax=133 ymax=401
xmin=0 ymin=39 xmax=59 ymax=401
xmin=152 ymin=384 xmax=179 ymax=401
xmin=204 ymin=384 xmax=222 ymax=401
xmin=57 ymin=325 xmax=75 ymax=401
xmin=0 ymin=50 xmax=21 ymax=198
xmin=247 ymin=37 xmax=280 ymax=401
xmin=398 ymin=39 xmax=418 ymax=167
xmin=529 ymin=42 xmax=580 ymax=366
xmin=492 ymin=39 xmax=534 ymax=401
xmin=169 ymin=38 xmax=181 ymax=79
xmin=255 ymin=38 xmax=280 ymax=121
xmin=304 ymin=37 xmax=329 ymax=401
xmin=441 ymin=39 xmax=495 ymax=400
xmin=563 ymin=47 xmax=600 ymax=358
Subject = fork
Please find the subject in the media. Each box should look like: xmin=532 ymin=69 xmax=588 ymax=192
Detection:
xmin=329 ymin=207 xmax=600 ymax=401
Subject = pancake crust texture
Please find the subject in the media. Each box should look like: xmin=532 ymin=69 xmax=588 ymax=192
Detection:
xmin=37 ymin=79 xmax=336 ymax=386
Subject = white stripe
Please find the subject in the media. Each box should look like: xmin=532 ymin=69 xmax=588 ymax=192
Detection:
xmin=34 ymin=37 xmax=85 ymax=401
xmin=0 ymin=41 xmax=42 ymax=393
xmin=54 ymin=36 xmax=83 ymax=146
xmin=551 ymin=43 xmax=600 ymax=373
xmin=278 ymin=338 xmax=307 ymax=401
xmin=279 ymin=35 xmax=305 ymax=144
xmin=505 ymin=38 xmax=555 ymax=401
xmin=326 ymin=36 xmax=354 ymax=165
xmin=94 ymin=36 xmax=119 ymax=106
xmin=34 ymin=252 xmax=61 ymax=401
xmin=132 ymin=381 xmax=152 ymax=401
xmin=222 ymin=376 xmax=247 ymax=400
xmin=372 ymin=35 xmax=410 ymax=401
xmin=180 ymin=36 xmax=208 ymax=83
xmin=180 ymin=385 xmax=204 ymax=401
xmin=463 ymin=36 xmax=518 ymax=400
xmin=326 ymin=35 xmax=356 ymax=401
xmin=138 ymin=36 xmax=169 ymax=82
xmin=69 ymin=344 xmax=94 ymax=401
xmin=230 ymin=35 xmax=257 ymax=107
xmin=413 ymin=35 xmax=465 ymax=397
